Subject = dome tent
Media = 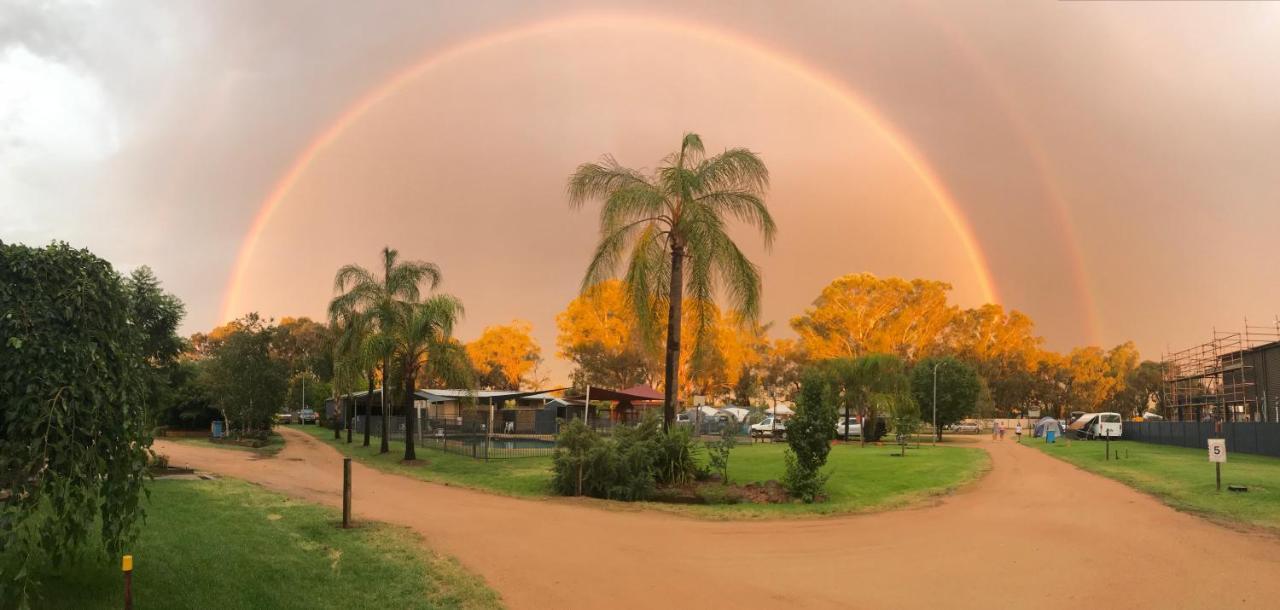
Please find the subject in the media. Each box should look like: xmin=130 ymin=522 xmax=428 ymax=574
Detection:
xmin=1033 ymin=416 xmax=1061 ymax=438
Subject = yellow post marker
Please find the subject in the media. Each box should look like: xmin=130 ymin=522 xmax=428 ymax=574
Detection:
xmin=123 ymin=554 xmax=134 ymax=610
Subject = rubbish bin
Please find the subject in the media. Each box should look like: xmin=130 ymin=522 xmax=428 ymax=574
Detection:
xmin=211 ymin=420 xmax=225 ymax=439
xmin=1046 ymin=429 xmax=1056 ymax=444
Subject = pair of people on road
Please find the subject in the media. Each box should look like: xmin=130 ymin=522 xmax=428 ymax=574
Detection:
xmin=990 ymin=421 xmax=1024 ymax=441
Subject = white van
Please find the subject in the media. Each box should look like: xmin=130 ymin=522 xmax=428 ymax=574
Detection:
xmin=1068 ymin=412 xmax=1123 ymax=440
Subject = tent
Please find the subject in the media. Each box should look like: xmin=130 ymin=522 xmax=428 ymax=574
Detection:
xmin=1033 ymin=416 xmax=1061 ymax=438
xmin=719 ymin=406 xmax=751 ymax=422
xmin=765 ymin=403 xmax=794 ymax=417
xmin=688 ymin=405 xmax=721 ymax=418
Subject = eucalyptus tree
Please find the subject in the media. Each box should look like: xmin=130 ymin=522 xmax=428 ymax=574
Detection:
xmin=386 ymin=296 xmax=474 ymax=461
xmin=329 ymin=247 xmax=441 ymax=455
xmin=568 ymin=133 xmax=775 ymax=429
xmin=850 ymin=354 xmax=912 ymax=447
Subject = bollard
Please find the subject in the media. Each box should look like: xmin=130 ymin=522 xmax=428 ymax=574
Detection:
xmin=342 ymin=458 xmax=352 ymax=528
xmin=123 ymin=555 xmax=133 ymax=610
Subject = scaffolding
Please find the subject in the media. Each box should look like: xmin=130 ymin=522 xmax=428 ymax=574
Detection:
xmin=1161 ymin=317 xmax=1280 ymax=422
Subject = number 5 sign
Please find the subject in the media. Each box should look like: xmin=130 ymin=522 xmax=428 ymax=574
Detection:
xmin=1208 ymin=438 xmax=1227 ymax=463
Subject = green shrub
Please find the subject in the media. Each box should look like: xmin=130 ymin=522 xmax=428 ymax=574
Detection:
xmin=1 ymin=242 xmax=155 ymax=603
xmin=551 ymin=412 xmax=701 ymax=501
xmin=704 ymin=424 xmax=737 ymax=483
xmin=653 ymin=422 xmax=701 ymax=486
xmin=783 ymin=369 xmax=837 ymax=502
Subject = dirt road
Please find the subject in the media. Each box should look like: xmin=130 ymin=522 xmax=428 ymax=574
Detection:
xmin=156 ymin=429 xmax=1280 ymax=609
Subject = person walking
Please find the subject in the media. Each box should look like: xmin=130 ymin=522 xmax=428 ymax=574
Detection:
xmin=998 ymin=422 xmax=1006 ymax=441
xmin=1015 ymin=422 xmax=1023 ymax=443
xmin=992 ymin=421 xmax=999 ymax=441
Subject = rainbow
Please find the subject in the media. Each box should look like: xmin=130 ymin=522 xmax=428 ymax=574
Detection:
xmin=221 ymin=14 xmax=1002 ymax=322
xmin=907 ymin=3 xmax=1102 ymax=344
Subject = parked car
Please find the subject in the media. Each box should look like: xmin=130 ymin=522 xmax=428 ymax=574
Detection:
xmin=675 ymin=412 xmax=692 ymax=424
xmin=749 ymin=417 xmax=786 ymax=439
xmin=274 ymin=411 xmax=294 ymax=425
xmin=1068 ymin=412 xmax=1122 ymax=439
xmin=951 ymin=419 xmax=982 ymax=433
xmin=298 ymin=408 xmax=318 ymax=425
xmin=835 ymin=417 xmax=862 ymax=437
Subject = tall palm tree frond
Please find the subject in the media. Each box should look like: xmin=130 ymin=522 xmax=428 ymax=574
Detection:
xmin=568 ymin=133 xmax=774 ymax=429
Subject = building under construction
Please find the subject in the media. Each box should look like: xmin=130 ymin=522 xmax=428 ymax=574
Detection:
xmin=1162 ymin=318 xmax=1280 ymax=422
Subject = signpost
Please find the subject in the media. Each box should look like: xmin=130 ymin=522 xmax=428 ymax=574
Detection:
xmin=123 ymin=555 xmax=133 ymax=610
xmin=1208 ymin=438 xmax=1226 ymax=491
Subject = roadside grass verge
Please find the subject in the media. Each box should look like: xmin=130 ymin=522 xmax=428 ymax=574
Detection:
xmin=1025 ymin=438 xmax=1280 ymax=531
xmin=296 ymin=427 xmax=988 ymax=519
xmin=28 ymin=478 xmax=502 ymax=609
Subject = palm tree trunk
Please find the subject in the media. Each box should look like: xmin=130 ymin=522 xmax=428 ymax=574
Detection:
xmin=380 ymin=361 xmax=390 ymax=454
xmin=661 ymin=244 xmax=685 ymax=432
xmin=333 ymin=390 xmax=341 ymax=440
xmin=345 ymin=393 xmax=353 ymax=443
xmin=363 ymin=373 xmax=373 ymax=447
xmin=403 ymin=367 xmax=417 ymax=462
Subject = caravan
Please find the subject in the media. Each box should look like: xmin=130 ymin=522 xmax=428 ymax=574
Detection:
xmin=1067 ymin=412 xmax=1123 ymax=440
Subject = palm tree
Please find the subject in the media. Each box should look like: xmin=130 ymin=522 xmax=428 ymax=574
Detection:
xmin=568 ymin=133 xmax=774 ymax=429
xmin=329 ymin=247 xmax=441 ymax=455
xmin=331 ymin=314 xmax=366 ymax=444
xmin=385 ymin=296 xmax=473 ymax=461
xmin=332 ymin=303 xmax=380 ymax=447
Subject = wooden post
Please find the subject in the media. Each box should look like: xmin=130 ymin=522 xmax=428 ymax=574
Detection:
xmin=487 ymin=402 xmax=495 ymax=462
xmin=122 ymin=555 xmax=133 ymax=610
xmin=1216 ymin=462 xmax=1221 ymax=491
xmin=1105 ymin=434 xmax=1110 ymax=460
xmin=342 ymin=458 xmax=352 ymax=528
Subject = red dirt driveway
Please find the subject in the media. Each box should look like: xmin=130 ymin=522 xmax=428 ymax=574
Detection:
xmin=156 ymin=429 xmax=1280 ymax=609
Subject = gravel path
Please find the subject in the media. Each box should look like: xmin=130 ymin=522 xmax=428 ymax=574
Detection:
xmin=156 ymin=428 xmax=1280 ymax=609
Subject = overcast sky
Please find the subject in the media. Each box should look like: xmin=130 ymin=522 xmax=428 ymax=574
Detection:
xmin=4 ymin=0 xmax=1279 ymax=379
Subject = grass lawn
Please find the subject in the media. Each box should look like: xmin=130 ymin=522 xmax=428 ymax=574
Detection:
xmin=296 ymin=427 xmax=989 ymax=519
xmin=30 ymin=478 xmax=501 ymax=610
xmin=164 ymin=432 xmax=285 ymax=457
xmin=296 ymin=426 xmax=554 ymax=497
xmin=666 ymin=440 xmax=989 ymax=518
xmin=1025 ymin=438 xmax=1280 ymax=531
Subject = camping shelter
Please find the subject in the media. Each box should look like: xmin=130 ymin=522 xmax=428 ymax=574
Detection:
xmin=719 ymin=406 xmax=751 ymax=422
xmin=765 ymin=403 xmax=795 ymax=418
xmin=1033 ymin=416 xmax=1061 ymax=438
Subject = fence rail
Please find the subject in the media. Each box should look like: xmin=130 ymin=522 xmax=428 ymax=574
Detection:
xmin=352 ymin=415 xmax=555 ymax=459
xmin=1123 ymin=421 xmax=1280 ymax=458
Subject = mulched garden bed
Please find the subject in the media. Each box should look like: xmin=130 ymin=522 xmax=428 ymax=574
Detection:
xmin=653 ymin=478 xmax=791 ymax=505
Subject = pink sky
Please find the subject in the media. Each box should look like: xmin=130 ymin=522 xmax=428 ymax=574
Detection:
xmin=4 ymin=1 xmax=1279 ymax=382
